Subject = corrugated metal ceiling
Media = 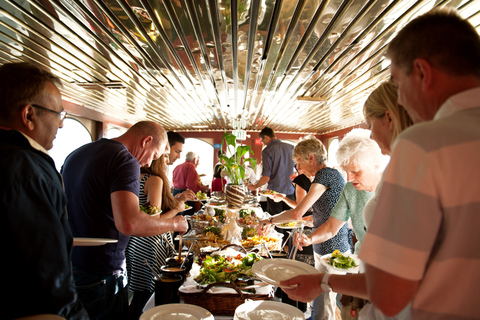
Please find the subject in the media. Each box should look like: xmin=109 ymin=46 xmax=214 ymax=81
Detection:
xmin=0 ymin=0 xmax=479 ymax=133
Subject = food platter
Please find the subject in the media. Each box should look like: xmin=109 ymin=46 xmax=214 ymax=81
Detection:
xmin=252 ymin=258 xmax=320 ymax=288
xmin=260 ymin=190 xmax=285 ymax=198
xmin=234 ymin=300 xmax=305 ymax=320
xmin=320 ymin=252 xmax=360 ymax=274
xmin=73 ymin=238 xmax=118 ymax=246
xmin=140 ymin=303 xmax=213 ymax=320
xmin=274 ymin=220 xmax=308 ymax=229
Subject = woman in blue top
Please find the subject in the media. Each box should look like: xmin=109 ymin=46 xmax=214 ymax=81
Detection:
xmin=261 ymin=137 xmax=348 ymax=320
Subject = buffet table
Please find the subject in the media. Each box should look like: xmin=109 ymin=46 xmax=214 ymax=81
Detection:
xmin=139 ymin=198 xmax=317 ymax=319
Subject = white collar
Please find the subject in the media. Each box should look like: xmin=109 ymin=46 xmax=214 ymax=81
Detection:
xmin=18 ymin=131 xmax=49 ymax=155
xmin=435 ymin=86 xmax=480 ymax=120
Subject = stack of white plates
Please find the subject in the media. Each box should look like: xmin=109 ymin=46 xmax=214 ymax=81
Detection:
xmin=234 ymin=301 xmax=305 ymax=320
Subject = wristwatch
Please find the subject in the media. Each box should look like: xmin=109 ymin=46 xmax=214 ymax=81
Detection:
xmin=321 ymin=273 xmax=332 ymax=292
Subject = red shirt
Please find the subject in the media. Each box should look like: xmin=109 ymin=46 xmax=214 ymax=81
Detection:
xmin=172 ymin=160 xmax=201 ymax=192
xmin=211 ymin=177 xmax=227 ymax=192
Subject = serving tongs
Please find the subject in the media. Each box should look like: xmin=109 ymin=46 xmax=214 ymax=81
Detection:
xmin=144 ymin=259 xmax=162 ymax=281
xmin=160 ymin=233 xmax=177 ymax=254
xmin=196 ymin=279 xmax=269 ymax=291
xmin=288 ymin=224 xmax=305 ymax=260
xmin=180 ymin=240 xmax=197 ymax=269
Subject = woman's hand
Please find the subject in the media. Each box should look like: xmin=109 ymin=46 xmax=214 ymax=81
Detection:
xmin=174 ymin=200 xmax=186 ymax=213
xmin=257 ymin=219 xmax=273 ymax=235
xmin=293 ymin=233 xmax=312 ymax=251
xmin=271 ymin=193 xmax=284 ymax=202
xmin=176 ymin=190 xmax=195 ymax=202
xmin=302 ymin=215 xmax=314 ymax=227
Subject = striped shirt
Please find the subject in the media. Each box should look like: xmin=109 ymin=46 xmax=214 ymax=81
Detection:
xmin=360 ymin=87 xmax=480 ymax=320
xmin=126 ymin=174 xmax=175 ymax=292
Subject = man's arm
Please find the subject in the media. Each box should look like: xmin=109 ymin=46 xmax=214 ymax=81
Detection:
xmin=248 ymin=175 xmax=269 ymax=191
xmin=281 ymin=273 xmax=369 ymax=302
xmin=111 ymin=191 xmax=188 ymax=236
xmin=365 ymin=264 xmax=419 ymax=316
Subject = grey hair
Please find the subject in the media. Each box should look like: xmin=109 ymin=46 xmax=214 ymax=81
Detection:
xmin=293 ymin=137 xmax=327 ymax=165
xmin=185 ymin=151 xmax=197 ymax=161
xmin=336 ymin=129 xmax=382 ymax=170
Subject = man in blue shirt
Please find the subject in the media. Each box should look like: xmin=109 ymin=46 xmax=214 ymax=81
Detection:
xmin=62 ymin=121 xmax=188 ymax=320
xmin=247 ymin=127 xmax=295 ymax=215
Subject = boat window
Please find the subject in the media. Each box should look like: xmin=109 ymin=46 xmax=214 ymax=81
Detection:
xmin=49 ymin=118 xmax=93 ymax=171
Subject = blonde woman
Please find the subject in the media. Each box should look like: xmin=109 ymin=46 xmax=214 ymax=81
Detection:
xmin=281 ymin=81 xmax=413 ymax=320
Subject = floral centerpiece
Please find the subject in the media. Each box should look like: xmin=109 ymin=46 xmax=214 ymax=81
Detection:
xmin=219 ymin=132 xmax=257 ymax=207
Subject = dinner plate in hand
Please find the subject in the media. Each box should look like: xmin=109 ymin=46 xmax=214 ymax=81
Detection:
xmin=73 ymin=238 xmax=118 ymax=246
xmin=274 ymin=220 xmax=308 ymax=229
xmin=252 ymin=258 xmax=319 ymax=288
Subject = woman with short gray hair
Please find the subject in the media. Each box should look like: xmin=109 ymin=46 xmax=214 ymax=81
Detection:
xmin=295 ymin=128 xmax=383 ymax=256
xmin=261 ymin=136 xmax=348 ymax=320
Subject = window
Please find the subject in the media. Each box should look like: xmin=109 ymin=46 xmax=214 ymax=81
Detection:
xmin=327 ymin=138 xmax=340 ymax=167
xmin=106 ymin=127 xmax=125 ymax=139
xmin=49 ymin=118 xmax=92 ymax=171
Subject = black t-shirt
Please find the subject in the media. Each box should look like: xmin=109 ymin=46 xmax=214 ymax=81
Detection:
xmin=292 ymin=174 xmax=311 ymax=193
xmin=62 ymin=139 xmax=140 ymax=274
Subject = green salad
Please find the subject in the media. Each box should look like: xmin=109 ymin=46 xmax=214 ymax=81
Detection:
xmin=326 ymin=250 xmax=358 ymax=270
xmin=139 ymin=202 xmax=161 ymax=215
xmin=195 ymin=253 xmax=262 ymax=285
xmin=214 ymin=208 xmax=226 ymax=223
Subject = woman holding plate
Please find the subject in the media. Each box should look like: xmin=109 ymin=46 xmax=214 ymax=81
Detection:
xmin=281 ymin=81 xmax=413 ymax=320
xmin=260 ymin=136 xmax=348 ymax=320
xmin=126 ymin=149 xmax=194 ymax=320
xmin=295 ymin=128 xmax=383 ymax=255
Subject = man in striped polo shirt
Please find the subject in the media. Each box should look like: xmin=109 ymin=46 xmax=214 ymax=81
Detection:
xmin=360 ymin=7 xmax=480 ymax=320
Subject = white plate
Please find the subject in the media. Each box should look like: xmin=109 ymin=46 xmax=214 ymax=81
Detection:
xmin=140 ymin=303 xmax=214 ymax=320
xmin=73 ymin=238 xmax=118 ymax=246
xmin=252 ymin=258 xmax=320 ymax=289
xmin=260 ymin=191 xmax=285 ymax=198
xmin=148 ymin=212 xmax=161 ymax=217
xmin=274 ymin=220 xmax=308 ymax=229
xmin=234 ymin=300 xmax=305 ymax=320
xmin=184 ymin=206 xmax=193 ymax=211
xmin=204 ymin=201 xmax=226 ymax=207
xmin=320 ymin=253 xmax=360 ymax=274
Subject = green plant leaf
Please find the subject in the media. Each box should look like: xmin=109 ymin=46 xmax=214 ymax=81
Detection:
xmin=219 ymin=131 xmax=256 ymax=184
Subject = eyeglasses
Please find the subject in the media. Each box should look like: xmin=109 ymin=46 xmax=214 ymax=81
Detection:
xmin=32 ymin=104 xmax=67 ymax=121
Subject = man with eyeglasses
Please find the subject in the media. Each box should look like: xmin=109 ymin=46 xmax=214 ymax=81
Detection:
xmin=0 ymin=62 xmax=88 ymax=319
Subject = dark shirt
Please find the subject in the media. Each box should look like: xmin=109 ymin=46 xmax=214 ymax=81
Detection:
xmin=0 ymin=129 xmax=88 ymax=319
xmin=312 ymin=167 xmax=349 ymax=255
xmin=62 ymin=138 xmax=140 ymax=274
xmin=261 ymin=139 xmax=295 ymax=195
xmin=293 ymin=174 xmax=312 ymax=192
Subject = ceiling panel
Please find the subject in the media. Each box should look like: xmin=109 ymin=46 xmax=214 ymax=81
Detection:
xmin=0 ymin=0 xmax=479 ymax=134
